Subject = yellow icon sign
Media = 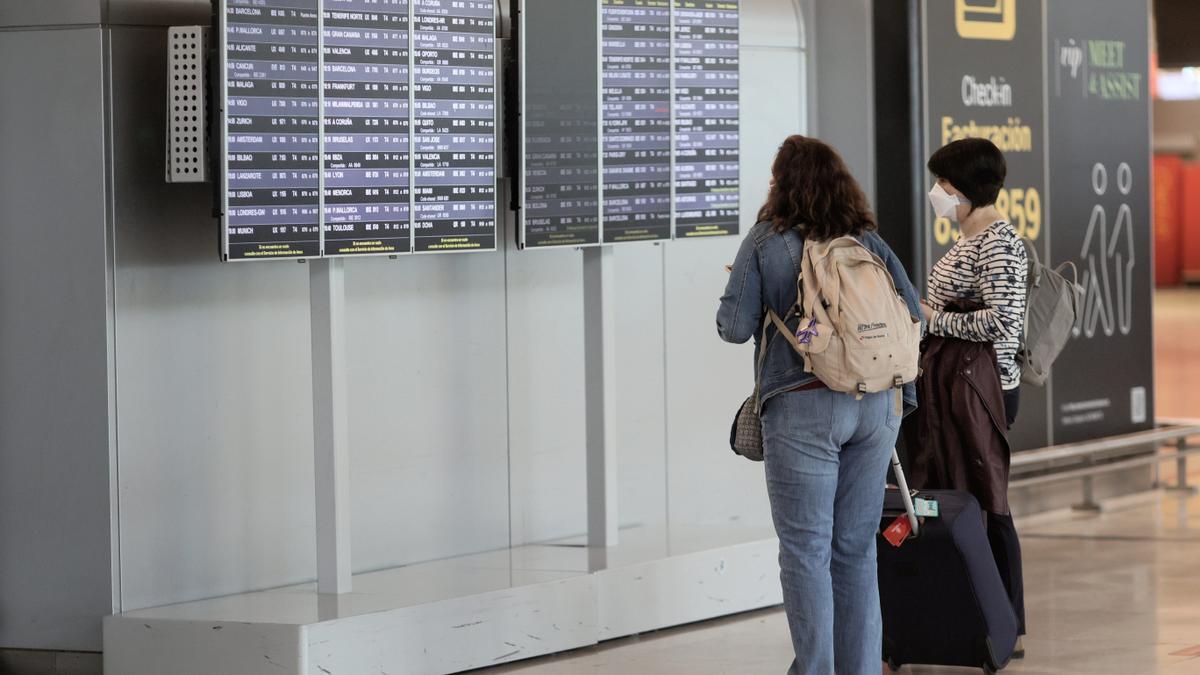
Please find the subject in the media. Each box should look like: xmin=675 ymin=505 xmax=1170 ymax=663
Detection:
xmin=955 ymin=0 xmax=1016 ymax=41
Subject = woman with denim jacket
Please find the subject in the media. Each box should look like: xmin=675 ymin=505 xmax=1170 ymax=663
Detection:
xmin=717 ymin=135 xmax=922 ymax=675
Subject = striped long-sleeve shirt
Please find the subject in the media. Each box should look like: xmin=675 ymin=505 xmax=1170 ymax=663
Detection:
xmin=926 ymin=220 xmax=1028 ymax=390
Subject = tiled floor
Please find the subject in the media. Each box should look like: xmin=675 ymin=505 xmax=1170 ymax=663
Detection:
xmin=1154 ymin=289 xmax=1200 ymax=420
xmin=483 ymin=491 xmax=1200 ymax=674
xmin=480 ymin=290 xmax=1200 ymax=674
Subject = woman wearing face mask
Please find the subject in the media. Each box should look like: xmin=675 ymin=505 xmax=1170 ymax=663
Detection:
xmin=919 ymin=137 xmax=1029 ymax=654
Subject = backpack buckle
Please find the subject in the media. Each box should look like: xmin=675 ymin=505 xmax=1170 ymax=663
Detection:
xmin=857 ymin=382 xmax=868 ymax=395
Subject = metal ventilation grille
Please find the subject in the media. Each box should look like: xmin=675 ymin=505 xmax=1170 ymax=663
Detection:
xmin=167 ymin=26 xmax=209 ymax=183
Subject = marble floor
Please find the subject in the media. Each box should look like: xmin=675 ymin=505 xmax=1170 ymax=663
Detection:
xmin=480 ymin=489 xmax=1200 ymax=675
xmin=479 ymin=289 xmax=1200 ymax=675
xmin=1154 ymin=289 xmax=1200 ymax=420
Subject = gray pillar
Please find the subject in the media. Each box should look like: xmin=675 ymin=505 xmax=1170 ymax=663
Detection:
xmin=809 ymin=0 xmax=876 ymax=204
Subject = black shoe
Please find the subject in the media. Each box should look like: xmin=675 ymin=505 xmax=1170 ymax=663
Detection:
xmin=1011 ymin=636 xmax=1025 ymax=659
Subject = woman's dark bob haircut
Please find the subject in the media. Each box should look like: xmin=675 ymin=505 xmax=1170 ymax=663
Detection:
xmin=927 ymin=137 xmax=1007 ymax=210
xmin=758 ymin=135 xmax=877 ymax=240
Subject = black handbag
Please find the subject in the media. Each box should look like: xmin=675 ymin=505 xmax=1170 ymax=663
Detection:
xmin=729 ymin=316 xmax=772 ymax=461
xmin=730 ymin=394 xmax=764 ymax=461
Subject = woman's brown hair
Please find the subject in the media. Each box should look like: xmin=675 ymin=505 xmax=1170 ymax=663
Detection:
xmin=757 ymin=135 xmax=877 ymax=240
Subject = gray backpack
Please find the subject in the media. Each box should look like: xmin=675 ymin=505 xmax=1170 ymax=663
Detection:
xmin=1018 ymin=239 xmax=1083 ymax=386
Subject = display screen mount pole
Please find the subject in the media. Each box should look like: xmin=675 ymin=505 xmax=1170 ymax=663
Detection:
xmin=583 ymin=245 xmax=619 ymax=549
xmin=310 ymin=256 xmax=352 ymax=594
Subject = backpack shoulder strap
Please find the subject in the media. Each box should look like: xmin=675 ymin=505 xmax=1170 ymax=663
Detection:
xmin=1021 ymin=237 xmax=1042 ymax=286
xmin=799 ymin=237 xmax=822 ymax=319
xmin=805 ymin=237 xmax=861 ymax=317
xmin=784 ymin=228 xmax=803 ymax=278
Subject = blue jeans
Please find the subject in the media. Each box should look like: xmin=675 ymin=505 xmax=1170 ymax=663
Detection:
xmin=761 ymin=388 xmax=900 ymax=675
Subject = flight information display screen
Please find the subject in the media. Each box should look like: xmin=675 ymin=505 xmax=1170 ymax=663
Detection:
xmin=412 ymin=0 xmax=498 ymax=252
xmin=223 ymin=0 xmax=322 ymax=259
xmin=322 ymin=0 xmax=411 ymax=256
xmin=519 ymin=0 xmax=739 ymax=248
xmin=601 ymin=0 xmax=672 ymax=243
xmin=520 ymin=0 xmax=602 ymax=248
xmin=219 ymin=0 xmax=497 ymax=260
xmin=673 ymin=0 xmax=740 ymax=238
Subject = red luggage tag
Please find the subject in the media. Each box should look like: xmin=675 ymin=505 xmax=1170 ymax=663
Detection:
xmin=883 ymin=515 xmax=912 ymax=548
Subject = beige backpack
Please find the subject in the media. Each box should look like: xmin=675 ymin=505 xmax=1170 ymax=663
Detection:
xmin=770 ymin=236 xmax=920 ymax=404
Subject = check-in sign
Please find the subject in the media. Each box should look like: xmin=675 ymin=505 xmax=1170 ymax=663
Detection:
xmin=955 ymin=0 xmax=1017 ymax=41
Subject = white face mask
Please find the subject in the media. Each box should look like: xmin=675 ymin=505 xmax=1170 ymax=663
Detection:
xmin=928 ymin=183 xmax=967 ymax=221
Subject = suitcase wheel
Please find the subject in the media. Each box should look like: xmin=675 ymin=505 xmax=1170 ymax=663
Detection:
xmin=979 ymin=636 xmax=1002 ymax=674
xmin=887 ymin=659 xmax=902 ymax=673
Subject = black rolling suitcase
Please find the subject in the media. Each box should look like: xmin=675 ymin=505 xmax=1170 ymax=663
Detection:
xmin=877 ymin=450 xmax=1018 ymax=674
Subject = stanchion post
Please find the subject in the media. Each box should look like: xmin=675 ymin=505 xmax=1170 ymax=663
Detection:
xmin=1167 ymin=436 xmax=1197 ymax=494
xmin=1072 ymin=474 xmax=1101 ymax=512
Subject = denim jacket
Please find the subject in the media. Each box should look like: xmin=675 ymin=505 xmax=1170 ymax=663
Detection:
xmin=716 ymin=221 xmax=923 ymax=412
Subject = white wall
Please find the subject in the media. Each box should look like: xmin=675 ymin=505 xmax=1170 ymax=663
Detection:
xmin=0 ymin=27 xmax=116 ymax=652
xmin=667 ymin=1 xmax=808 ymax=536
xmin=0 ymin=0 xmax=815 ymax=650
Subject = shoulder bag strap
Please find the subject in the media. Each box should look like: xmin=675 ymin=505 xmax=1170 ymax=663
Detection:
xmin=768 ymin=309 xmax=804 ymax=353
xmin=752 ymin=313 xmax=771 ymax=409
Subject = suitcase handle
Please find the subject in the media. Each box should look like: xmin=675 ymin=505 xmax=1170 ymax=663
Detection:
xmin=890 ymin=448 xmax=920 ymax=537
